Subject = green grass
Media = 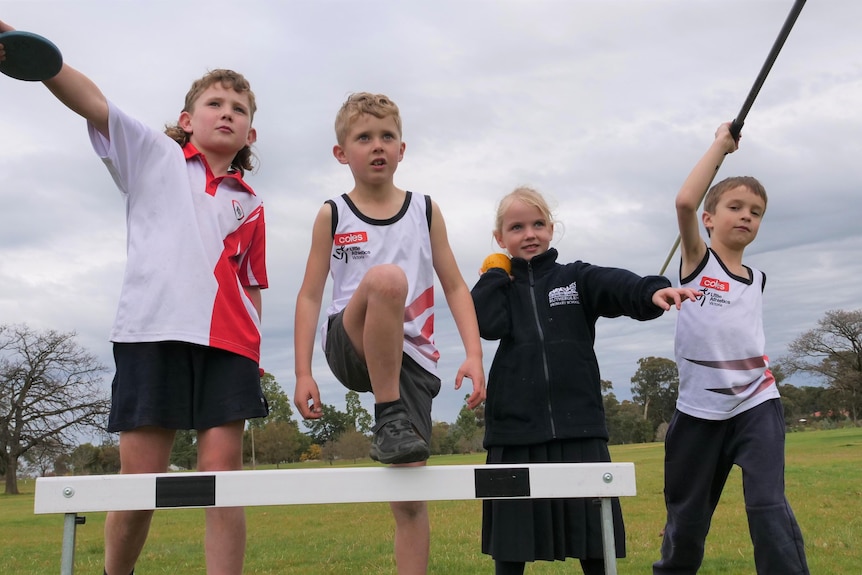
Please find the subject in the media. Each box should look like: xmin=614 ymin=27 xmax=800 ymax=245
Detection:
xmin=2 ymin=428 xmax=860 ymax=573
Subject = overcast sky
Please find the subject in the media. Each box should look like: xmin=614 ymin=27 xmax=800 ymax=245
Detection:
xmin=2 ymin=0 xmax=860 ymax=427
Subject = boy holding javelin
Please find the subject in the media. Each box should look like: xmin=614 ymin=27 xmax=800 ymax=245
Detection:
xmin=294 ymin=92 xmax=486 ymax=574
xmin=654 ymin=122 xmax=809 ymax=574
xmin=1 ymin=20 xmax=268 ymax=575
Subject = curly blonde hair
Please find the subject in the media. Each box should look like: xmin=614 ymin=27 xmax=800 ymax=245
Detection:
xmin=164 ymin=69 xmax=257 ymax=174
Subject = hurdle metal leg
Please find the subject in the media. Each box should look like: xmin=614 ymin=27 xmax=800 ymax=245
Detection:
xmin=60 ymin=513 xmax=79 ymax=575
xmin=600 ymin=497 xmax=617 ymax=575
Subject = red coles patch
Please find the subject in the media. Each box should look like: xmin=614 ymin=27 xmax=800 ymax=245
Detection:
xmin=334 ymin=231 xmax=368 ymax=245
xmin=700 ymin=276 xmax=730 ymax=291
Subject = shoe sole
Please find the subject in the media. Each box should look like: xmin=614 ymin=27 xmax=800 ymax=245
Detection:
xmin=370 ymin=443 xmax=430 ymax=465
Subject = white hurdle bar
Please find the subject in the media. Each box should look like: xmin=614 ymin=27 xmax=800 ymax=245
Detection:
xmin=35 ymin=462 xmax=636 ymax=575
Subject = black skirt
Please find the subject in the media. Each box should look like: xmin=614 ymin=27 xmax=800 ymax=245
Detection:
xmin=481 ymin=437 xmax=626 ymax=562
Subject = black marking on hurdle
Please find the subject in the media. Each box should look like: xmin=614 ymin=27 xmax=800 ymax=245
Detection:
xmin=155 ymin=475 xmax=216 ymax=508
xmin=473 ymin=467 xmax=530 ymax=498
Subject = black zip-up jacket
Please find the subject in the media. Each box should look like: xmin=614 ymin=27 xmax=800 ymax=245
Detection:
xmin=471 ymin=248 xmax=671 ymax=447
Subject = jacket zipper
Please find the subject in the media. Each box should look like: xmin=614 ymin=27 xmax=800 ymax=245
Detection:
xmin=527 ymin=262 xmax=556 ymax=438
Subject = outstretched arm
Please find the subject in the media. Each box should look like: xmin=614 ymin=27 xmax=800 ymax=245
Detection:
xmin=429 ymin=201 xmax=486 ymax=409
xmin=0 ymin=19 xmax=108 ymax=136
xmin=293 ymin=204 xmax=332 ymax=420
xmin=676 ymin=122 xmax=738 ymax=276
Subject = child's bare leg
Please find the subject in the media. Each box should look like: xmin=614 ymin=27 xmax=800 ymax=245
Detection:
xmin=390 ymin=500 xmax=429 ymax=574
xmin=343 ymin=264 xmax=428 ymax=464
xmin=104 ymin=427 xmax=175 ymax=575
xmin=342 ymin=264 xmax=408 ymax=401
xmin=198 ymin=421 xmax=246 ymax=575
xmin=390 ymin=461 xmax=430 ymax=575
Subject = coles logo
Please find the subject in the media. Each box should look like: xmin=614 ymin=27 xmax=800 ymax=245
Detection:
xmin=334 ymin=231 xmax=368 ymax=246
xmin=700 ymin=276 xmax=729 ymax=292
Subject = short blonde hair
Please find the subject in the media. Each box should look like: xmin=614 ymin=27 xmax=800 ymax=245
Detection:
xmin=334 ymin=92 xmax=402 ymax=146
xmin=703 ymin=176 xmax=767 ymax=214
xmin=494 ymin=186 xmax=555 ymax=237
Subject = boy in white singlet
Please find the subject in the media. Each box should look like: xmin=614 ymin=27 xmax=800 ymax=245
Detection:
xmin=293 ymin=92 xmax=486 ymax=574
xmin=654 ymin=123 xmax=809 ymax=575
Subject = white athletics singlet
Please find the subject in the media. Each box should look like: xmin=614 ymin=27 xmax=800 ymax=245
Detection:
xmin=321 ymin=192 xmax=439 ymax=375
xmin=674 ymin=249 xmax=779 ymax=420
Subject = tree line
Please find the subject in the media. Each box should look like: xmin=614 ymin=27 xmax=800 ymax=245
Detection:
xmin=3 ymin=308 xmax=861 ymax=494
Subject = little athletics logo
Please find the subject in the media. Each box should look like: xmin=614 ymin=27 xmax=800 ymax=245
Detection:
xmin=548 ymin=282 xmax=580 ymax=307
xmin=332 ymin=231 xmax=371 ymax=263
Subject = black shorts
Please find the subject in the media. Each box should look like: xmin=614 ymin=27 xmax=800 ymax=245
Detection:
xmin=108 ymin=341 xmax=269 ymax=432
xmin=324 ymin=310 xmax=441 ymax=442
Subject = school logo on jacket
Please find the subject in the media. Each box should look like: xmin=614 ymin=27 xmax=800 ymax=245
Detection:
xmin=548 ymin=281 xmax=580 ymax=307
xmin=332 ymin=231 xmax=371 ymax=263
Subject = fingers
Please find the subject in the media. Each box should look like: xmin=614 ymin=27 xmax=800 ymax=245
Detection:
xmin=671 ymin=288 xmax=700 ymax=309
xmin=453 ymin=370 xmax=464 ymax=390
xmin=455 ymin=368 xmax=486 ymax=409
xmin=677 ymin=288 xmax=698 ymax=306
xmin=716 ymin=121 xmax=740 ymax=153
xmin=293 ymin=381 xmax=323 ymax=419
xmin=467 ymin=386 xmax=486 ymax=409
xmin=299 ymin=401 xmax=323 ymax=419
xmin=653 ymin=289 xmax=672 ymax=311
xmin=655 ymin=288 xmax=700 ymax=311
xmin=670 ymin=288 xmax=699 ymax=309
xmin=467 ymin=377 xmax=486 ymax=408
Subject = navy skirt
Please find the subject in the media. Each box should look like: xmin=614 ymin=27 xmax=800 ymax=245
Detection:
xmin=482 ymin=437 xmax=626 ymax=562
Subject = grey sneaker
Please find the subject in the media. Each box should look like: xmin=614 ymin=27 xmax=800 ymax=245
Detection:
xmin=370 ymin=405 xmax=430 ymax=464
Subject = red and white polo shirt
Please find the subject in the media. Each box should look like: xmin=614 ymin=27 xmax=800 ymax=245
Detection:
xmin=89 ymin=102 xmax=267 ymax=362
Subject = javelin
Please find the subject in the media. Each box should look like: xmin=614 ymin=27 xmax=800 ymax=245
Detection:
xmin=659 ymin=0 xmax=807 ymax=276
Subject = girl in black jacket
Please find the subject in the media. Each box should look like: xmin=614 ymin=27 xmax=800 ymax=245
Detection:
xmin=472 ymin=187 xmax=697 ymax=575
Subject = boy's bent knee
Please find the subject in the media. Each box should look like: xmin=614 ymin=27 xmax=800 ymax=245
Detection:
xmin=364 ymin=265 xmax=408 ymax=295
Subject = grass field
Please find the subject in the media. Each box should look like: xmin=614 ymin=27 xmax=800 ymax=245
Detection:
xmin=2 ymin=427 xmax=860 ymax=574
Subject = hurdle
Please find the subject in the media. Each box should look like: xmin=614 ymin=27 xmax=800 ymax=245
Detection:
xmin=35 ymin=462 xmax=636 ymax=575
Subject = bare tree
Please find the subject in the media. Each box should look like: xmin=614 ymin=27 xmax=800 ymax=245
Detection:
xmin=21 ymin=436 xmax=66 ymax=477
xmin=0 ymin=324 xmax=110 ymax=494
xmin=782 ymin=309 xmax=862 ymax=422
